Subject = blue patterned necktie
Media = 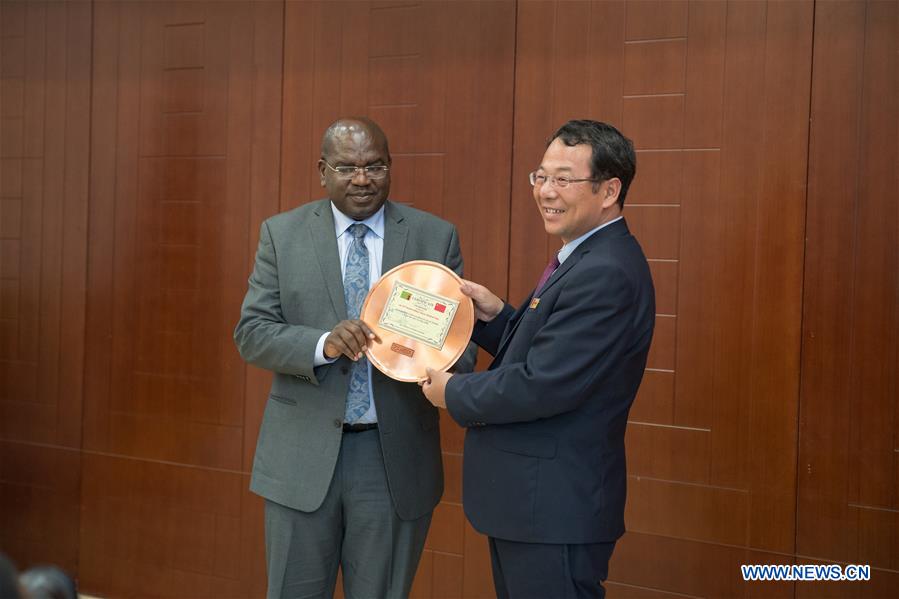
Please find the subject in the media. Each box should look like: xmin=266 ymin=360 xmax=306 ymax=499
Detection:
xmin=344 ymin=223 xmax=371 ymax=423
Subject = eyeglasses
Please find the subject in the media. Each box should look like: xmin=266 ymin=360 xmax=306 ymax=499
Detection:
xmin=529 ymin=171 xmax=599 ymax=189
xmin=323 ymin=160 xmax=390 ymax=180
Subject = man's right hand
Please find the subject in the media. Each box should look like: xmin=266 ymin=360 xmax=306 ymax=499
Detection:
xmin=324 ymin=320 xmax=381 ymax=361
xmin=459 ymin=280 xmax=504 ymax=322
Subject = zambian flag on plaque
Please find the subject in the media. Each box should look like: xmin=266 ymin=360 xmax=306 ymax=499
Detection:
xmin=400 ymin=291 xmax=412 ymax=300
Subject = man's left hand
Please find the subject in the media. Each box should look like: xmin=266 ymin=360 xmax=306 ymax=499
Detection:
xmin=420 ymin=367 xmax=452 ymax=409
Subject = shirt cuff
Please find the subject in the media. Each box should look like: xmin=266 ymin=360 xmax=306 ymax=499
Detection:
xmin=314 ymin=332 xmax=338 ymax=367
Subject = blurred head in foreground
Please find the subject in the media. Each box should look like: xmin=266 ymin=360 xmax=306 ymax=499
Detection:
xmin=19 ymin=565 xmax=77 ymax=599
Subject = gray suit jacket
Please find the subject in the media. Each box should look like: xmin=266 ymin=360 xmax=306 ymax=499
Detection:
xmin=235 ymin=199 xmax=475 ymax=520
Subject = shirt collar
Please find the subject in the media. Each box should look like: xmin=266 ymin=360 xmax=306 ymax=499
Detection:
xmin=330 ymin=202 xmax=385 ymax=240
xmin=557 ymin=216 xmax=623 ymax=264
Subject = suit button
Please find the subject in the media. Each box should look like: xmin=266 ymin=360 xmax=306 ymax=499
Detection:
xmin=333 ymin=419 xmax=342 ymax=428
xmin=340 ymin=366 xmax=349 ymax=375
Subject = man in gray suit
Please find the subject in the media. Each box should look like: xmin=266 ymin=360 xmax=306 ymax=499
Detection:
xmin=234 ymin=117 xmax=474 ymax=599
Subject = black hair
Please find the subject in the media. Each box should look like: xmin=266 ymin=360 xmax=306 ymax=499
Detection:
xmin=549 ymin=120 xmax=636 ymax=207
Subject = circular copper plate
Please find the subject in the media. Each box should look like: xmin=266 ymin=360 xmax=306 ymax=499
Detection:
xmin=360 ymin=260 xmax=474 ymax=382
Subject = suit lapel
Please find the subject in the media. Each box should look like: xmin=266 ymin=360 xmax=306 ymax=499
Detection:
xmin=489 ymin=294 xmax=533 ymax=368
xmin=381 ymin=202 xmax=408 ymax=273
xmin=308 ymin=202 xmax=348 ymax=320
xmin=491 ymin=218 xmax=631 ymax=364
xmin=529 ymin=249 xmax=579 ymax=297
xmin=491 ymin=256 xmax=584 ymax=364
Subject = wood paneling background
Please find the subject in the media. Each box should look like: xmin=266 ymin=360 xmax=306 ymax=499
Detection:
xmin=0 ymin=1 xmax=896 ymax=598
xmin=79 ymin=2 xmax=281 ymax=595
xmin=796 ymin=0 xmax=899 ymax=597
xmin=0 ymin=0 xmax=91 ymax=577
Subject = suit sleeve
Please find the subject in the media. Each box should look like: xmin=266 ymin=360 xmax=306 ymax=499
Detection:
xmin=233 ymin=221 xmax=329 ymax=384
xmin=471 ymin=303 xmax=516 ymax=356
xmin=445 ymin=225 xmax=478 ymax=374
xmin=445 ymin=262 xmax=636 ymax=425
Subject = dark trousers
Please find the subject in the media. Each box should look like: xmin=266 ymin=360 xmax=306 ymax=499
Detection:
xmin=488 ymin=537 xmax=616 ymax=599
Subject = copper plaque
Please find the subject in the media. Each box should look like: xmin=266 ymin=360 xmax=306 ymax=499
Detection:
xmin=360 ymin=260 xmax=474 ymax=382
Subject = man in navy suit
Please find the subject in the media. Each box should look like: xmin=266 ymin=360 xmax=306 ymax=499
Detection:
xmin=422 ymin=120 xmax=655 ymax=598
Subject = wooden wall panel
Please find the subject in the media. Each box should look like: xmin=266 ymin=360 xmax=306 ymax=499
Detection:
xmin=0 ymin=0 xmax=91 ymax=575
xmin=0 ymin=0 xmax=91 ymax=446
xmin=81 ymin=2 xmax=280 ymax=596
xmin=512 ymin=1 xmax=812 ymax=596
xmin=509 ymin=0 xmax=626 ymax=301
xmin=86 ymin=1 xmax=246 ymax=468
xmin=78 ymin=454 xmax=264 ymax=598
xmin=0 ymin=1 xmax=896 ymax=597
xmin=798 ymin=0 xmax=899 ymax=592
xmin=281 ymin=0 xmax=514 ymax=295
xmin=611 ymin=531 xmax=797 ymax=598
xmin=280 ymin=3 xmax=515 ymax=597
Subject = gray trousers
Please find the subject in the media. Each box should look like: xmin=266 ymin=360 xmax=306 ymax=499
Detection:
xmin=264 ymin=429 xmax=432 ymax=599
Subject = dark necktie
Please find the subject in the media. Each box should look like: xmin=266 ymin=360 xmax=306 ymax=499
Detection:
xmin=534 ymin=255 xmax=560 ymax=296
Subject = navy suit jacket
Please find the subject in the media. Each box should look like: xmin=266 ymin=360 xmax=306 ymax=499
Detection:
xmin=445 ymin=218 xmax=655 ymax=544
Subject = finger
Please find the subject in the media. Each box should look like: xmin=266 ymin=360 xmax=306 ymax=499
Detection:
xmin=349 ymin=324 xmax=373 ymax=351
xmin=329 ymin=324 xmax=365 ymax=359
xmin=356 ymin=320 xmax=382 ymax=344
xmin=335 ymin=329 xmax=365 ymax=360
xmin=342 ymin=322 xmax=370 ymax=352
xmin=328 ymin=338 xmax=356 ymax=361
xmin=332 ymin=320 xmax=368 ymax=352
xmin=323 ymin=337 xmax=341 ymax=360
